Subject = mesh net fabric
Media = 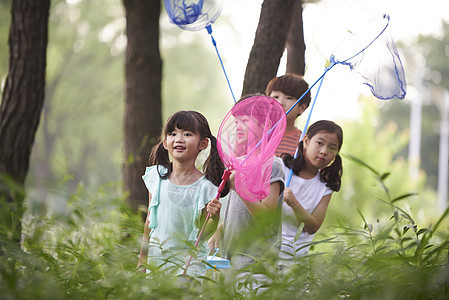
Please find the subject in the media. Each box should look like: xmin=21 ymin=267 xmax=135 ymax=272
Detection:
xmin=330 ymin=14 xmax=406 ymax=100
xmin=217 ymin=96 xmax=286 ymax=202
xmin=164 ymin=0 xmax=224 ymax=31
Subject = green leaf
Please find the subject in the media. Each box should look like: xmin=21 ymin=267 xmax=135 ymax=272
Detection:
xmin=391 ymin=193 xmax=418 ymax=203
xmin=403 ymin=226 xmax=409 ymax=235
xmin=416 ymin=228 xmax=428 ymax=236
xmin=380 ymin=172 xmax=391 ymax=180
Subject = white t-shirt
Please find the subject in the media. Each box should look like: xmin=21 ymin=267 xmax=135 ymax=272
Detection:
xmin=222 ymin=157 xmax=285 ymax=269
xmin=280 ymin=164 xmax=333 ymax=261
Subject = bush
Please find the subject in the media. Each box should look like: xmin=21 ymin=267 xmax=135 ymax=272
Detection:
xmin=0 ymin=160 xmax=448 ymax=299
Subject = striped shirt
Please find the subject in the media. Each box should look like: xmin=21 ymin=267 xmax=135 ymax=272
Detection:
xmin=275 ymin=127 xmax=302 ymax=157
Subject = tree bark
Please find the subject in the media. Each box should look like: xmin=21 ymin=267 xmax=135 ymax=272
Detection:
xmin=241 ymin=0 xmax=296 ymax=96
xmin=122 ymin=0 xmax=162 ymax=212
xmin=286 ymin=0 xmax=306 ymax=75
xmin=0 ymin=0 xmax=50 ymax=244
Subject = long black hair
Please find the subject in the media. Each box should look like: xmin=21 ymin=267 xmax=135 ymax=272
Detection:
xmin=149 ymin=110 xmax=229 ymax=197
xmin=281 ymin=120 xmax=343 ymax=191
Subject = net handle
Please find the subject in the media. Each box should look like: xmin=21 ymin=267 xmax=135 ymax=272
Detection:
xmin=183 ymin=169 xmax=232 ymax=275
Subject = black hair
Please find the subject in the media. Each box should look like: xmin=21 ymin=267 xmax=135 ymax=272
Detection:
xmin=149 ymin=110 xmax=229 ymax=197
xmin=233 ymin=93 xmax=274 ymax=125
xmin=265 ymin=73 xmax=311 ymax=110
xmin=281 ymin=120 xmax=343 ymax=191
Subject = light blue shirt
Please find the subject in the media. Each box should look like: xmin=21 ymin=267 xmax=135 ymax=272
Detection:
xmin=142 ymin=165 xmax=217 ymax=277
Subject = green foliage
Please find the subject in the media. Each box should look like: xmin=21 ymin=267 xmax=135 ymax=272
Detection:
xmin=322 ymin=97 xmax=433 ymax=230
xmin=418 ymin=21 xmax=449 ymax=89
xmin=376 ymin=99 xmax=441 ymax=189
xmin=305 ymin=172 xmax=449 ymax=299
xmin=1 ymin=160 xmax=448 ymax=299
xmin=24 ymin=0 xmax=126 ymax=201
xmin=385 ymin=20 xmax=449 ymax=191
xmin=0 ymin=0 xmax=11 ymax=95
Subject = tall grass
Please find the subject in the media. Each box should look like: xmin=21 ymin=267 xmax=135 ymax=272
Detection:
xmin=0 ymin=158 xmax=448 ymax=299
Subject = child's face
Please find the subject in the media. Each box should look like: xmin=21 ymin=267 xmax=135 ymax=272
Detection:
xmin=270 ymin=90 xmax=306 ymax=122
xmin=235 ymin=115 xmax=250 ymax=145
xmin=163 ymin=126 xmax=208 ymax=162
xmin=303 ymin=131 xmax=340 ymax=170
xmin=234 ymin=115 xmax=264 ymax=154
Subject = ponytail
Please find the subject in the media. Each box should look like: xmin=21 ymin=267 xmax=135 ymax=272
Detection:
xmin=281 ymin=141 xmax=305 ymax=176
xmin=149 ymin=139 xmax=171 ymax=179
xmin=204 ymin=135 xmax=229 ymax=197
xmin=320 ymin=153 xmax=343 ymax=192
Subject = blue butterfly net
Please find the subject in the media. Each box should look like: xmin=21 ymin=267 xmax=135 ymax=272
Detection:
xmin=330 ymin=14 xmax=407 ymax=100
xmin=164 ymin=0 xmax=224 ymax=31
xmin=284 ymin=14 xmax=407 ymax=186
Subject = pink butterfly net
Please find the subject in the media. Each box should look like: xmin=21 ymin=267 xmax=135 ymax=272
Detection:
xmin=217 ymin=95 xmax=286 ymax=202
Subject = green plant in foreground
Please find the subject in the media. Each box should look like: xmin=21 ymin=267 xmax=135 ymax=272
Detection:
xmin=308 ymin=154 xmax=449 ymax=299
xmin=0 ymin=157 xmax=448 ymax=299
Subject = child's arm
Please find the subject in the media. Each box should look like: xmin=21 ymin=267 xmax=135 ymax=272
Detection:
xmin=229 ymin=172 xmax=282 ymax=221
xmin=208 ymin=222 xmax=223 ymax=251
xmin=240 ymin=181 xmax=282 ymax=221
xmin=137 ymin=193 xmax=152 ymax=271
xmin=284 ymin=187 xmax=332 ymax=234
xmin=198 ymin=198 xmax=221 ymax=242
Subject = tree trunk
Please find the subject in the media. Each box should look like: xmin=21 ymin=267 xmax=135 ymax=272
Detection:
xmin=286 ymin=0 xmax=306 ymax=75
xmin=0 ymin=0 xmax=50 ymax=244
xmin=122 ymin=0 xmax=162 ymax=212
xmin=241 ymin=0 xmax=296 ymax=96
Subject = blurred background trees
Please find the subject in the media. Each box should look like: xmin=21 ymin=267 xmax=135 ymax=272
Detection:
xmin=25 ymin=0 xmax=125 ymax=212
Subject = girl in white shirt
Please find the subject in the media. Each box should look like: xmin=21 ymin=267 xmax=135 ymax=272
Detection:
xmin=280 ymin=120 xmax=343 ymax=263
